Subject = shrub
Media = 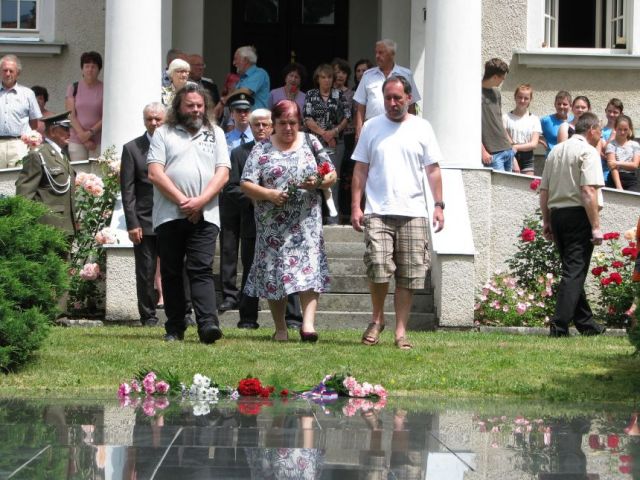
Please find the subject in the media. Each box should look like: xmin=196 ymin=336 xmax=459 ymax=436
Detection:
xmin=68 ymin=146 xmax=120 ymax=316
xmin=0 ymin=196 xmax=69 ymax=371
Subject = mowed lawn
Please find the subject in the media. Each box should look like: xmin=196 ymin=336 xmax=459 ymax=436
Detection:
xmin=0 ymin=327 xmax=638 ymax=403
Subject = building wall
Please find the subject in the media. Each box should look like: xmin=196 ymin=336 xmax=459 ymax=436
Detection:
xmin=17 ymin=0 xmax=106 ymax=114
xmin=481 ymin=0 xmax=640 ymax=126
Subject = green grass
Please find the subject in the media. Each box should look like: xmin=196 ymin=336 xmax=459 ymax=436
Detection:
xmin=0 ymin=327 xmax=638 ymax=404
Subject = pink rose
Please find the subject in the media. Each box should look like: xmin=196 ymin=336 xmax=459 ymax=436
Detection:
xmin=156 ymin=381 xmax=170 ymax=394
xmin=80 ymin=263 xmax=100 ymax=281
xmin=118 ymin=383 xmax=131 ymax=398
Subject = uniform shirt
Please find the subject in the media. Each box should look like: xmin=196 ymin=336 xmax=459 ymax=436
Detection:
xmin=352 ymin=114 xmax=442 ymax=218
xmin=540 ymin=134 xmax=604 ymax=210
xmin=225 ymin=126 xmax=254 ymax=153
xmin=0 ymin=83 xmax=41 ymax=136
xmin=236 ymin=65 xmax=270 ymax=110
xmin=353 ymin=64 xmax=421 ymax=121
xmin=147 ymin=123 xmax=231 ymax=229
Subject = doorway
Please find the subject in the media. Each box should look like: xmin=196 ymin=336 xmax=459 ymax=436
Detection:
xmin=231 ymin=0 xmax=349 ymax=91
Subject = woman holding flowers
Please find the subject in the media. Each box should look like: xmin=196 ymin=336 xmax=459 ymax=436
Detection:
xmin=241 ymin=100 xmax=336 ymax=342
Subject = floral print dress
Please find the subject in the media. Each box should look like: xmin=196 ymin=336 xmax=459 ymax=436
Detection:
xmin=241 ymin=134 xmax=333 ymax=299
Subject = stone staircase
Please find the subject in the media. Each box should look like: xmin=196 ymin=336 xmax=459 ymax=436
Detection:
xmin=214 ymin=225 xmax=437 ymax=331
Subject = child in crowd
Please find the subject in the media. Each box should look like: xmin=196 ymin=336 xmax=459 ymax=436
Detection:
xmin=605 ymin=115 xmax=640 ymax=191
xmin=599 ymin=98 xmax=624 ymax=183
xmin=481 ymin=58 xmax=513 ymax=171
xmin=540 ymin=90 xmax=572 ymax=155
xmin=557 ymin=95 xmax=591 ymax=143
xmin=503 ymin=83 xmax=542 ymax=176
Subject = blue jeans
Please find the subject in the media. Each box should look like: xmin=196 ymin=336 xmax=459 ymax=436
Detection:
xmin=491 ymin=149 xmax=514 ymax=172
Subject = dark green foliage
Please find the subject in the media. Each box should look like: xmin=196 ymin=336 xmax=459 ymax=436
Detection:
xmin=0 ymin=195 xmax=69 ymax=371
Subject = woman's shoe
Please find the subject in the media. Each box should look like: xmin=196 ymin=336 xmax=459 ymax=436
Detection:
xmin=300 ymin=330 xmax=319 ymax=343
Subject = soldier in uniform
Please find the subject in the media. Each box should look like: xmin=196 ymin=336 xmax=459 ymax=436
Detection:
xmin=15 ymin=111 xmax=76 ymax=236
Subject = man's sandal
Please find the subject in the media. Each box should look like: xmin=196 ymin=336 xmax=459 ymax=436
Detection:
xmin=361 ymin=322 xmax=384 ymax=346
xmin=394 ymin=336 xmax=413 ymax=350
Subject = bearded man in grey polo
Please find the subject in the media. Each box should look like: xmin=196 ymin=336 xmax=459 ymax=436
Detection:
xmin=147 ymin=83 xmax=230 ymax=344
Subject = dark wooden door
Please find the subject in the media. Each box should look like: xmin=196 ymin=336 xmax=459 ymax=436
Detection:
xmin=231 ymin=0 xmax=349 ymax=91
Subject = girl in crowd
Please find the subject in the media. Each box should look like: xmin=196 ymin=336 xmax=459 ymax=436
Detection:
xmin=605 ymin=115 xmax=640 ymax=191
xmin=353 ymin=58 xmax=373 ymax=90
xmin=540 ymin=90 xmax=572 ymax=155
xmin=241 ymin=100 xmax=336 ymax=342
xmin=502 ymin=84 xmax=542 ymax=176
xmin=598 ymin=98 xmax=624 ymax=184
xmin=268 ymin=62 xmax=307 ymax=112
xmin=557 ymin=95 xmax=591 ymax=143
xmin=65 ymin=51 xmax=104 ymax=161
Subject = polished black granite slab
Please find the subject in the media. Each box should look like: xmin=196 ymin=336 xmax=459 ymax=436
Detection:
xmin=0 ymin=396 xmax=637 ymax=479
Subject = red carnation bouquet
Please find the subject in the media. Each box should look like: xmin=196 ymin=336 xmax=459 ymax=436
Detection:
xmin=308 ymin=162 xmax=338 ymax=217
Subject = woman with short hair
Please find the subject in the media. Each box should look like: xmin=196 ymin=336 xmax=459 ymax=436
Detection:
xmin=65 ymin=51 xmax=104 ymax=160
xmin=161 ymin=58 xmax=191 ymax=106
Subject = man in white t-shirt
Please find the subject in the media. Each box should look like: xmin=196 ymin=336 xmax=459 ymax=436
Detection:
xmin=147 ymin=83 xmax=230 ymax=344
xmin=353 ymin=39 xmax=421 ymax=140
xmin=351 ymin=75 xmax=444 ymax=350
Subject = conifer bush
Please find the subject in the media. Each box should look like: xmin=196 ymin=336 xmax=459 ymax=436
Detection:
xmin=0 ymin=196 xmax=69 ymax=371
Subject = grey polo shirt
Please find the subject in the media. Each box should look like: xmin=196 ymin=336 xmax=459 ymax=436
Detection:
xmin=147 ymin=123 xmax=231 ymax=229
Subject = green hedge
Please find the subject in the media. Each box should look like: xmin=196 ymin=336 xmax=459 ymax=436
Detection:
xmin=0 ymin=196 xmax=69 ymax=372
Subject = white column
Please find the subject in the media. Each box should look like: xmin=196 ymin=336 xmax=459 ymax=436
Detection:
xmin=424 ymin=0 xmax=481 ymax=168
xmin=102 ymin=0 xmax=162 ymax=154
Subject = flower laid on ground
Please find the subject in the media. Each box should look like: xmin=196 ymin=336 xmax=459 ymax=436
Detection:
xmin=302 ymin=373 xmax=387 ymax=400
xmin=20 ymin=130 xmax=43 ymax=149
xmin=186 ymin=373 xmax=220 ymax=401
xmin=590 ymin=230 xmax=637 ymax=328
xmin=68 ymin=146 xmax=120 ymax=316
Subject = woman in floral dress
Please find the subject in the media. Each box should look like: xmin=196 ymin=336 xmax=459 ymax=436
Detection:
xmin=241 ymin=100 xmax=336 ymax=342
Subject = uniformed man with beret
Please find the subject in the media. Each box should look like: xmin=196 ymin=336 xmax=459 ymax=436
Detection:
xmin=16 ymin=111 xmax=76 ymax=236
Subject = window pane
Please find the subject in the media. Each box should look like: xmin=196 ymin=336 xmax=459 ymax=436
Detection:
xmin=545 ymin=0 xmax=550 ymax=14
xmin=19 ymin=1 xmax=36 ymax=29
xmin=303 ymin=0 xmax=335 ymax=25
xmin=1 ymin=0 xmax=18 ymax=29
xmin=244 ymin=0 xmax=278 ymax=24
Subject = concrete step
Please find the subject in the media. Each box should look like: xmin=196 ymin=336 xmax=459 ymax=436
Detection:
xmin=219 ymin=310 xmax=437 ymax=331
xmin=256 ymin=292 xmax=432 ymax=312
xmin=329 ymin=275 xmax=432 ymax=294
xmin=321 ymin=225 xmax=365 ymax=243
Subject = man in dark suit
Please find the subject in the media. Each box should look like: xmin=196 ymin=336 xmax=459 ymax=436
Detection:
xmin=228 ymin=108 xmax=302 ymax=328
xmin=120 ymin=103 xmax=166 ymax=326
xmin=16 ymin=111 xmax=75 ymax=236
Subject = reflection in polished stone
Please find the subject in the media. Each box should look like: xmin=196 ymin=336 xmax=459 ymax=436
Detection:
xmin=0 ymin=397 xmax=637 ymax=478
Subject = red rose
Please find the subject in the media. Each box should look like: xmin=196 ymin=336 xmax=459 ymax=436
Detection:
xmin=603 ymin=232 xmax=620 ymax=240
xmin=588 ymin=434 xmax=603 ymax=449
xmin=317 ymin=162 xmax=333 ymax=177
xmin=612 ymin=261 xmax=624 ymax=268
xmin=609 ymin=272 xmax=623 ymax=285
xmin=607 ymin=434 xmax=619 ymax=449
xmin=622 ymin=247 xmax=638 ymax=258
xmin=259 ymin=387 xmax=270 ymax=398
xmin=529 ymin=178 xmax=541 ymax=191
xmin=620 ymin=465 xmax=631 ymax=474
xmin=280 ymin=389 xmax=289 ymax=396
xmin=601 ymin=277 xmax=612 ymax=286
xmin=521 ymin=228 xmax=536 ymax=242
xmin=592 ymin=266 xmax=605 ymax=276
xmin=238 ymin=378 xmax=263 ymax=396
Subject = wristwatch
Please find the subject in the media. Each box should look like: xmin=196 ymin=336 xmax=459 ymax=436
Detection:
xmin=434 ymin=201 xmax=445 ymax=210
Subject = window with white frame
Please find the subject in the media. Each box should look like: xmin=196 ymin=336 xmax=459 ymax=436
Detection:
xmin=543 ymin=0 xmax=627 ymax=49
xmin=0 ymin=0 xmax=38 ymax=31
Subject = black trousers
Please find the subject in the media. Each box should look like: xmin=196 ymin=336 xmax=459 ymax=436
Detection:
xmin=550 ymin=207 xmax=604 ymax=335
xmin=220 ymin=201 xmax=241 ymax=304
xmin=133 ymin=235 xmax=158 ymax=323
xmin=238 ymin=236 xmax=302 ymax=323
xmin=157 ymin=218 xmax=219 ymax=335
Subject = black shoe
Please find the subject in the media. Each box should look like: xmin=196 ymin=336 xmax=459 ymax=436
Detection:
xmin=185 ymin=314 xmax=197 ymax=327
xmin=164 ymin=332 xmax=184 ymax=342
xmin=237 ymin=321 xmax=259 ymax=329
xmin=300 ymin=329 xmax=319 ymax=343
xmin=549 ymin=327 xmax=569 ymax=337
xmin=218 ymin=300 xmax=238 ymax=312
xmin=156 ymin=303 xmax=164 ymax=310
xmin=199 ymin=324 xmax=223 ymax=344
xmin=286 ymin=319 xmax=302 ymax=330
xmin=142 ymin=317 xmax=159 ymax=327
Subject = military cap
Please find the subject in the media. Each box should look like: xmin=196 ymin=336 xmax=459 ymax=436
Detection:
xmin=227 ymin=88 xmax=255 ymax=110
xmin=43 ymin=111 xmax=72 ymax=129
